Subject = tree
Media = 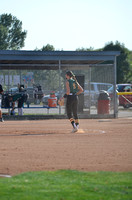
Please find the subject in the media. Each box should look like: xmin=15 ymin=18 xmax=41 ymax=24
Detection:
xmin=102 ymin=41 xmax=131 ymax=83
xmin=76 ymin=47 xmax=94 ymax=51
xmin=41 ymin=44 xmax=55 ymax=51
xmin=127 ymin=51 xmax=132 ymax=83
xmin=34 ymin=44 xmax=64 ymax=91
xmin=0 ymin=13 xmax=27 ymax=50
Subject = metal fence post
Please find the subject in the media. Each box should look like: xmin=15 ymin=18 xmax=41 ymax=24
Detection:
xmin=59 ymin=60 xmax=61 ymax=115
xmin=114 ymin=56 xmax=118 ymax=118
xmin=88 ymin=66 xmax=91 ymax=114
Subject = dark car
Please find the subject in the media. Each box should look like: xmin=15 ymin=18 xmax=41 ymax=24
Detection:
xmin=107 ymin=84 xmax=132 ymax=108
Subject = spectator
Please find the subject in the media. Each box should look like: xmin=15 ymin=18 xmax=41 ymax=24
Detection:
xmin=18 ymin=86 xmax=25 ymax=116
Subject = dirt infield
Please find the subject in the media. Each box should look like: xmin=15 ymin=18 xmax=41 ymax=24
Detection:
xmin=0 ymin=118 xmax=132 ymax=176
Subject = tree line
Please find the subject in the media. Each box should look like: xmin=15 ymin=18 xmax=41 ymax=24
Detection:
xmin=0 ymin=13 xmax=132 ymax=84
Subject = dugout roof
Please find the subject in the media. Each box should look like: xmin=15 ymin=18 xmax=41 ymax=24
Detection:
xmin=0 ymin=50 xmax=120 ymax=70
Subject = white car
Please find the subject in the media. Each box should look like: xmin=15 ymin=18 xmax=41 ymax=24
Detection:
xmin=84 ymin=82 xmax=113 ymax=107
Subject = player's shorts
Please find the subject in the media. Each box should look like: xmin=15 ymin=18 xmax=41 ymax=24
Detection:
xmin=0 ymin=94 xmax=2 ymax=109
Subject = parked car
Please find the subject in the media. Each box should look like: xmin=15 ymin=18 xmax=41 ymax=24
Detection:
xmin=25 ymin=87 xmax=34 ymax=105
xmin=118 ymin=84 xmax=132 ymax=108
xmin=107 ymin=84 xmax=132 ymax=108
xmin=107 ymin=85 xmax=119 ymax=108
xmin=9 ymin=87 xmax=19 ymax=94
xmin=84 ymin=82 xmax=113 ymax=107
xmin=25 ymin=86 xmax=43 ymax=105
xmin=42 ymin=94 xmax=50 ymax=105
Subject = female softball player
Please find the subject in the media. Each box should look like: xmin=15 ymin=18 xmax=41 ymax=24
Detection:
xmin=65 ymin=71 xmax=83 ymax=132
xmin=0 ymin=84 xmax=4 ymax=122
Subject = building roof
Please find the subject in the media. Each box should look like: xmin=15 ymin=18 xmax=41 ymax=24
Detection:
xmin=0 ymin=50 xmax=120 ymax=70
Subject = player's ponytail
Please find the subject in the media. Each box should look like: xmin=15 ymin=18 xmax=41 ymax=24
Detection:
xmin=72 ymin=74 xmax=78 ymax=84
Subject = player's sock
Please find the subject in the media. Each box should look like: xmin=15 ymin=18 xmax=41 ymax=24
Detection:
xmin=75 ymin=119 xmax=79 ymax=129
xmin=69 ymin=118 xmax=76 ymax=128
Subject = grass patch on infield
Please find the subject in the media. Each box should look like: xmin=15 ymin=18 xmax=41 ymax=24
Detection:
xmin=0 ymin=170 xmax=132 ymax=200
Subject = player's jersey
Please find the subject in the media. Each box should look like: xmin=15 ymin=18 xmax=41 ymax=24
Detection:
xmin=12 ymin=93 xmax=22 ymax=102
xmin=68 ymin=78 xmax=78 ymax=94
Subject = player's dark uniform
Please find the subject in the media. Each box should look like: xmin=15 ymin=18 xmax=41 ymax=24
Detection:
xmin=66 ymin=78 xmax=79 ymax=128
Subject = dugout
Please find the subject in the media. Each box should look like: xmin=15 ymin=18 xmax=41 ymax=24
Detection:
xmin=0 ymin=50 xmax=120 ymax=119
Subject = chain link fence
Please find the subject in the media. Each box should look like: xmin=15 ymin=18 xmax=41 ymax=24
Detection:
xmin=1 ymin=66 xmax=131 ymax=118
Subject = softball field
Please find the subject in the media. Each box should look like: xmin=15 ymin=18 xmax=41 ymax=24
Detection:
xmin=0 ymin=118 xmax=132 ymax=176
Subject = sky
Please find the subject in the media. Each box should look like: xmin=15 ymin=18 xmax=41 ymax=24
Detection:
xmin=0 ymin=0 xmax=132 ymax=51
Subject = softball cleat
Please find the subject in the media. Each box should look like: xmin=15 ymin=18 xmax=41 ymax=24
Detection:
xmin=71 ymin=127 xmax=78 ymax=133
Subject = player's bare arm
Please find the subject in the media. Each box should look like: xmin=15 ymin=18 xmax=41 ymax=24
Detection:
xmin=66 ymin=81 xmax=70 ymax=95
xmin=76 ymin=83 xmax=83 ymax=96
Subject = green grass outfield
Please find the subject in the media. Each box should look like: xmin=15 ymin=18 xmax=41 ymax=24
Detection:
xmin=0 ymin=170 xmax=132 ymax=200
